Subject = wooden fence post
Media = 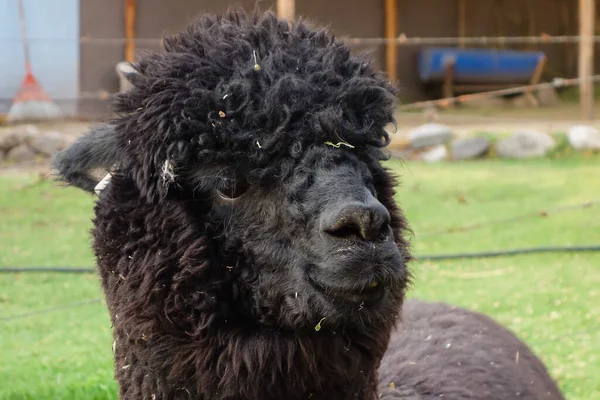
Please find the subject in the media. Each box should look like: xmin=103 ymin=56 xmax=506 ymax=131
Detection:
xmin=277 ymin=0 xmax=295 ymax=21
xmin=125 ymin=0 xmax=137 ymax=63
xmin=579 ymin=0 xmax=595 ymax=120
xmin=385 ymin=0 xmax=398 ymax=83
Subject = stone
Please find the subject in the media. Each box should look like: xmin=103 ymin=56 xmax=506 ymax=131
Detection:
xmin=408 ymin=123 xmax=453 ymax=149
xmin=420 ymin=145 xmax=448 ymax=163
xmin=29 ymin=131 xmax=67 ymax=156
xmin=6 ymin=144 xmax=37 ymax=163
xmin=0 ymin=124 xmax=39 ymax=152
xmin=451 ymin=136 xmax=491 ymax=160
xmin=567 ymin=125 xmax=600 ymax=150
xmin=496 ymin=130 xmax=555 ymax=159
xmin=536 ymin=86 xmax=560 ymax=107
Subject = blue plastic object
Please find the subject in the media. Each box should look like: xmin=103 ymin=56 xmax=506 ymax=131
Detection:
xmin=418 ymin=48 xmax=545 ymax=84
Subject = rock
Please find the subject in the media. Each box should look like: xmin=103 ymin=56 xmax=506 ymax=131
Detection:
xmin=451 ymin=136 xmax=491 ymax=160
xmin=421 ymin=145 xmax=448 ymax=163
xmin=408 ymin=123 xmax=453 ymax=149
xmin=29 ymin=131 xmax=67 ymax=156
xmin=0 ymin=124 xmax=39 ymax=152
xmin=6 ymin=144 xmax=37 ymax=163
xmin=567 ymin=125 xmax=600 ymax=150
xmin=496 ymin=130 xmax=555 ymax=159
xmin=536 ymin=86 xmax=560 ymax=107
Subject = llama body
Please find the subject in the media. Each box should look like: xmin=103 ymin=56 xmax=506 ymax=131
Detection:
xmin=54 ymin=9 xmax=564 ymax=400
xmin=379 ymin=301 xmax=564 ymax=399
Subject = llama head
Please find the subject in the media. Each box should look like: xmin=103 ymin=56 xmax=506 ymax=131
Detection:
xmin=53 ymin=9 xmax=411 ymax=335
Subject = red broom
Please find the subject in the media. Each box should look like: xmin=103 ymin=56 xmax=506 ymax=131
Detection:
xmin=6 ymin=0 xmax=63 ymax=123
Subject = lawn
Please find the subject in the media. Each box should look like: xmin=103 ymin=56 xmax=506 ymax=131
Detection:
xmin=0 ymin=158 xmax=599 ymax=400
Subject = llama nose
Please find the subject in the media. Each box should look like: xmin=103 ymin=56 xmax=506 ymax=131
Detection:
xmin=322 ymin=201 xmax=391 ymax=242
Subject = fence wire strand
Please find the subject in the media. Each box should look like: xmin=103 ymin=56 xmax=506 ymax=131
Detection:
xmin=419 ymin=200 xmax=600 ymax=238
xmin=399 ymin=75 xmax=600 ymax=110
xmin=0 ymin=34 xmax=600 ymax=46
xmin=1 ymin=297 xmax=595 ymax=354
xmin=0 ymin=299 xmax=102 ymax=322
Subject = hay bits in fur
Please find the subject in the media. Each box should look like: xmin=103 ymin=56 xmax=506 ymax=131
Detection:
xmin=324 ymin=141 xmax=355 ymax=149
xmin=161 ymin=159 xmax=176 ymax=185
xmin=252 ymin=50 xmax=261 ymax=71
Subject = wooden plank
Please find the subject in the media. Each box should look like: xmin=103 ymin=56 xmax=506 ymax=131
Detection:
xmin=452 ymin=84 xmax=523 ymax=92
xmin=524 ymin=55 xmax=547 ymax=107
xmin=277 ymin=0 xmax=295 ymax=21
xmin=458 ymin=0 xmax=466 ymax=48
xmin=125 ymin=0 xmax=136 ymax=63
xmin=443 ymin=58 xmax=456 ymax=101
xmin=579 ymin=0 xmax=595 ymax=120
xmin=385 ymin=0 xmax=398 ymax=83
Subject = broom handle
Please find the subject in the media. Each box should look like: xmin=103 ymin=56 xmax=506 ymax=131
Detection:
xmin=17 ymin=0 xmax=32 ymax=73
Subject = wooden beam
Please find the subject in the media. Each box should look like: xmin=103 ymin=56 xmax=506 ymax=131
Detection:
xmin=277 ymin=0 xmax=295 ymax=21
xmin=385 ymin=0 xmax=398 ymax=83
xmin=125 ymin=0 xmax=137 ymax=63
xmin=458 ymin=0 xmax=466 ymax=48
xmin=579 ymin=0 xmax=595 ymax=120
xmin=524 ymin=55 xmax=547 ymax=107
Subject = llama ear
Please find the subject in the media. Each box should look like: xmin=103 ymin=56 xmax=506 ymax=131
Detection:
xmin=51 ymin=123 xmax=124 ymax=194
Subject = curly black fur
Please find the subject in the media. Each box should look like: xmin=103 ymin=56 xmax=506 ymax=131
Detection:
xmin=52 ymin=7 xmax=564 ymax=400
xmin=52 ymin=123 xmax=121 ymax=193
xmin=378 ymin=301 xmax=565 ymax=399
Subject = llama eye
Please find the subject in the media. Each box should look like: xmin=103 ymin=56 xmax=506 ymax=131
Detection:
xmin=216 ymin=175 xmax=249 ymax=200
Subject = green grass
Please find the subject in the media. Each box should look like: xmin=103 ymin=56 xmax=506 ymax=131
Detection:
xmin=1 ymin=158 xmax=599 ymax=399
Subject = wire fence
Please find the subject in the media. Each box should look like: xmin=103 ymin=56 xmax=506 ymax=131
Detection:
xmin=2 ymin=197 xmax=599 ymax=273
xmin=0 ymin=299 xmax=103 ymax=322
xmin=347 ymin=34 xmax=600 ymax=46
xmin=0 ymin=33 xmax=600 ymax=45
xmin=2 ymin=35 xmax=598 ymax=317
xmin=2 ymin=198 xmax=598 ymax=274
xmin=1 ymin=32 xmax=599 ymax=125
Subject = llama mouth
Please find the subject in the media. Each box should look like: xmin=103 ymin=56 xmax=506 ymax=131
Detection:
xmin=308 ymin=275 xmax=386 ymax=304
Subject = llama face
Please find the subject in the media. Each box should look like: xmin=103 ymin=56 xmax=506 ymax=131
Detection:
xmin=180 ymin=145 xmax=410 ymax=332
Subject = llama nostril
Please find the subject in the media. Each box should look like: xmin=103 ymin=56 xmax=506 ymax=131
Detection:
xmin=323 ymin=202 xmax=391 ymax=241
